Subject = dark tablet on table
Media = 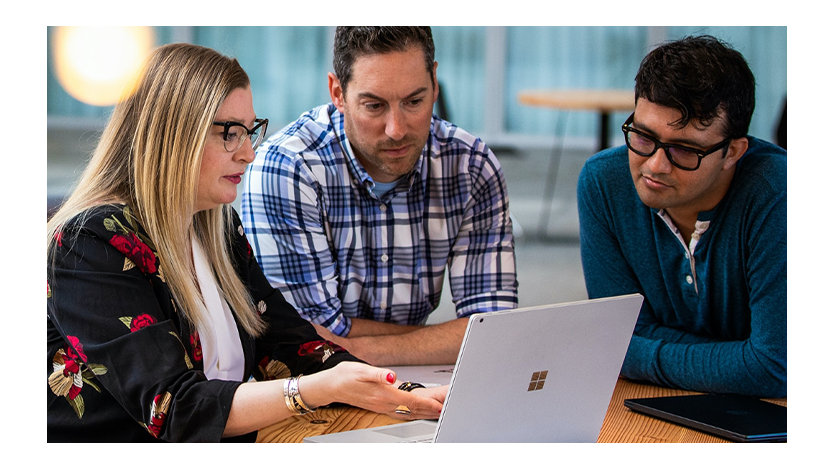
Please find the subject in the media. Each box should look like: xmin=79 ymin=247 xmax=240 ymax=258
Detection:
xmin=624 ymin=394 xmax=786 ymax=443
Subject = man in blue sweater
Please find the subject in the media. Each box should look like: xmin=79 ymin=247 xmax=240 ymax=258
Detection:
xmin=577 ymin=36 xmax=786 ymax=397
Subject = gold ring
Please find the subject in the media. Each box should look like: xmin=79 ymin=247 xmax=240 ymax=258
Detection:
xmin=394 ymin=405 xmax=412 ymax=415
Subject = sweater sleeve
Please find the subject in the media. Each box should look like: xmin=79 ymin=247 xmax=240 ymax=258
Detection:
xmin=577 ymin=152 xmax=646 ymax=305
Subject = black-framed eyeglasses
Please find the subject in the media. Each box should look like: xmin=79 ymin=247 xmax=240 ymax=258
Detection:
xmin=212 ymin=118 xmax=269 ymax=153
xmin=621 ymin=113 xmax=731 ymax=171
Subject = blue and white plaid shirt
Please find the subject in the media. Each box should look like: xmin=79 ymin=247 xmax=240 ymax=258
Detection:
xmin=241 ymin=104 xmax=518 ymax=336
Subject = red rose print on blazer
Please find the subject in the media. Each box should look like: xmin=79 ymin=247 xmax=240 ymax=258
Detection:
xmin=109 ymin=232 xmax=158 ymax=274
xmin=189 ymin=331 xmax=203 ymax=362
xmin=130 ymin=313 xmax=157 ymax=331
xmin=119 ymin=314 xmax=159 ymax=333
xmin=147 ymin=393 xmax=172 ymax=438
xmin=49 ymin=337 xmax=108 ymax=419
xmin=67 ymin=335 xmax=88 ymax=363
xmin=298 ymin=340 xmax=345 ymax=363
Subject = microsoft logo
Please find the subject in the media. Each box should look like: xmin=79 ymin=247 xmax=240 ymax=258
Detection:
xmin=527 ymin=370 xmax=548 ymax=391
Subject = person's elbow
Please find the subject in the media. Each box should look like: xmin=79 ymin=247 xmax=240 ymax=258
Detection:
xmin=754 ymin=371 xmax=786 ymax=399
xmin=748 ymin=343 xmax=787 ymax=398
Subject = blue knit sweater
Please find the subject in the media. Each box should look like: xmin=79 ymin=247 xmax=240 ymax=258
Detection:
xmin=577 ymin=137 xmax=786 ymax=397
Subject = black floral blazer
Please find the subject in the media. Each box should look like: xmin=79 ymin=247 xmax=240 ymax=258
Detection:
xmin=47 ymin=204 xmax=357 ymax=442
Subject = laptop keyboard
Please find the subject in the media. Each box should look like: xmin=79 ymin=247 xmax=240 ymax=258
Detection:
xmin=373 ymin=421 xmax=437 ymax=442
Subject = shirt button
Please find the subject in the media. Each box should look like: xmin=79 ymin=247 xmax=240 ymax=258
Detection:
xmin=381 ymin=254 xmax=389 ymax=262
xmin=380 ymin=302 xmax=388 ymax=310
xmin=685 ymin=275 xmax=693 ymax=285
xmin=379 ymin=204 xmax=387 ymax=211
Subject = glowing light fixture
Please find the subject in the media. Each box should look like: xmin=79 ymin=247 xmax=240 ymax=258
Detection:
xmin=52 ymin=26 xmax=155 ymax=106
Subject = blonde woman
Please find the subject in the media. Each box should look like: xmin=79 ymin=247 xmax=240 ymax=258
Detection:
xmin=47 ymin=43 xmax=445 ymax=442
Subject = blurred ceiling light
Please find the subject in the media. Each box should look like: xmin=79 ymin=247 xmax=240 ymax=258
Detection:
xmin=52 ymin=26 xmax=155 ymax=106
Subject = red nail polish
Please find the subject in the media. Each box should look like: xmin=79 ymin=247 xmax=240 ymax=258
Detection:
xmin=386 ymin=372 xmax=395 ymax=383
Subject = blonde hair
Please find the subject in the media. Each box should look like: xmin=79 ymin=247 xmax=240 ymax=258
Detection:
xmin=48 ymin=43 xmax=265 ymax=337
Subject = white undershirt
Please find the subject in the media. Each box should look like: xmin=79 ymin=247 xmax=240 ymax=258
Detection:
xmin=191 ymin=236 xmax=245 ymax=381
xmin=656 ymin=209 xmax=711 ymax=294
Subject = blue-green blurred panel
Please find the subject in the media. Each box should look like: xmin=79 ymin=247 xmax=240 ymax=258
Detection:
xmin=46 ymin=26 xmax=787 ymax=144
xmin=432 ymin=26 xmax=487 ymax=133
xmin=195 ymin=26 xmax=333 ymax=132
xmin=505 ymin=26 xmax=646 ymax=140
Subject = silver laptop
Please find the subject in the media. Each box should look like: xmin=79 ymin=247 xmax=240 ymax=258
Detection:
xmin=304 ymin=294 xmax=643 ymax=443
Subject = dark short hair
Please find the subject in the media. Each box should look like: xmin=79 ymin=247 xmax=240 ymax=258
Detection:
xmin=332 ymin=26 xmax=435 ymax=91
xmin=635 ymin=35 xmax=755 ymax=139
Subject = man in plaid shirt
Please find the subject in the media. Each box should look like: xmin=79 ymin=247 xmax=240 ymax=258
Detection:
xmin=242 ymin=27 xmax=518 ymax=366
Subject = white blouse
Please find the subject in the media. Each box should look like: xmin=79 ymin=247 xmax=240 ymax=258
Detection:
xmin=191 ymin=236 xmax=245 ymax=381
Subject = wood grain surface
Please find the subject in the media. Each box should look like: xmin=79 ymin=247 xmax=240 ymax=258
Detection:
xmin=257 ymin=378 xmax=787 ymax=443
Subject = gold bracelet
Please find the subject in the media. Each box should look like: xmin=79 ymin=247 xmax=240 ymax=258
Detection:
xmin=291 ymin=375 xmax=316 ymax=414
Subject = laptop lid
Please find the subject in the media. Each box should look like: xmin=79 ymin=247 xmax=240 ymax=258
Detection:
xmin=304 ymin=294 xmax=643 ymax=443
xmin=433 ymin=293 xmax=642 ymax=442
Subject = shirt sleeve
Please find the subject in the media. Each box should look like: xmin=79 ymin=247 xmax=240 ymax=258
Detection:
xmin=577 ymin=155 xmax=786 ymax=398
xmin=242 ymin=148 xmax=351 ymax=336
xmin=448 ymin=147 xmax=519 ymax=315
xmin=47 ymin=212 xmax=239 ymax=442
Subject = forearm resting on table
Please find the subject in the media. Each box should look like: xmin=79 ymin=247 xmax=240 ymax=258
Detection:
xmin=346 ymin=317 xmax=424 ymax=336
xmin=316 ymin=317 xmax=469 ymax=366
xmin=224 ymin=379 xmax=296 ymax=438
xmin=225 ymin=367 xmax=402 ymax=437
xmin=225 ymin=377 xmax=350 ymax=437
xmin=622 ymin=333 xmax=786 ymax=397
xmin=224 ymin=362 xmax=445 ymax=437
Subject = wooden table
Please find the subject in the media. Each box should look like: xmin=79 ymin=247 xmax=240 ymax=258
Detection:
xmin=599 ymin=379 xmax=786 ymax=443
xmin=518 ymin=89 xmax=635 ymax=238
xmin=256 ymin=378 xmax=787 ymax=443
xmin=517 ymin=89 xmax=635 ymax=150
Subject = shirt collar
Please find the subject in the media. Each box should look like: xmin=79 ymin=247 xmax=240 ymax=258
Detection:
xmin=330 ymin=104 xmax=430 ymax=197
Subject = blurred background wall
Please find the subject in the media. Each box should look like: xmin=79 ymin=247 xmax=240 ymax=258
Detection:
xmin=47 ymin=26 xmax=786 ymax=145
xmin=44 ymin=25 xmax=788 ymax=319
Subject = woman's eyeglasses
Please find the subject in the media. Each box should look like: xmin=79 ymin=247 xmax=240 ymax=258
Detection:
xmin=212 ymin=118 xmax=269 ymax=153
